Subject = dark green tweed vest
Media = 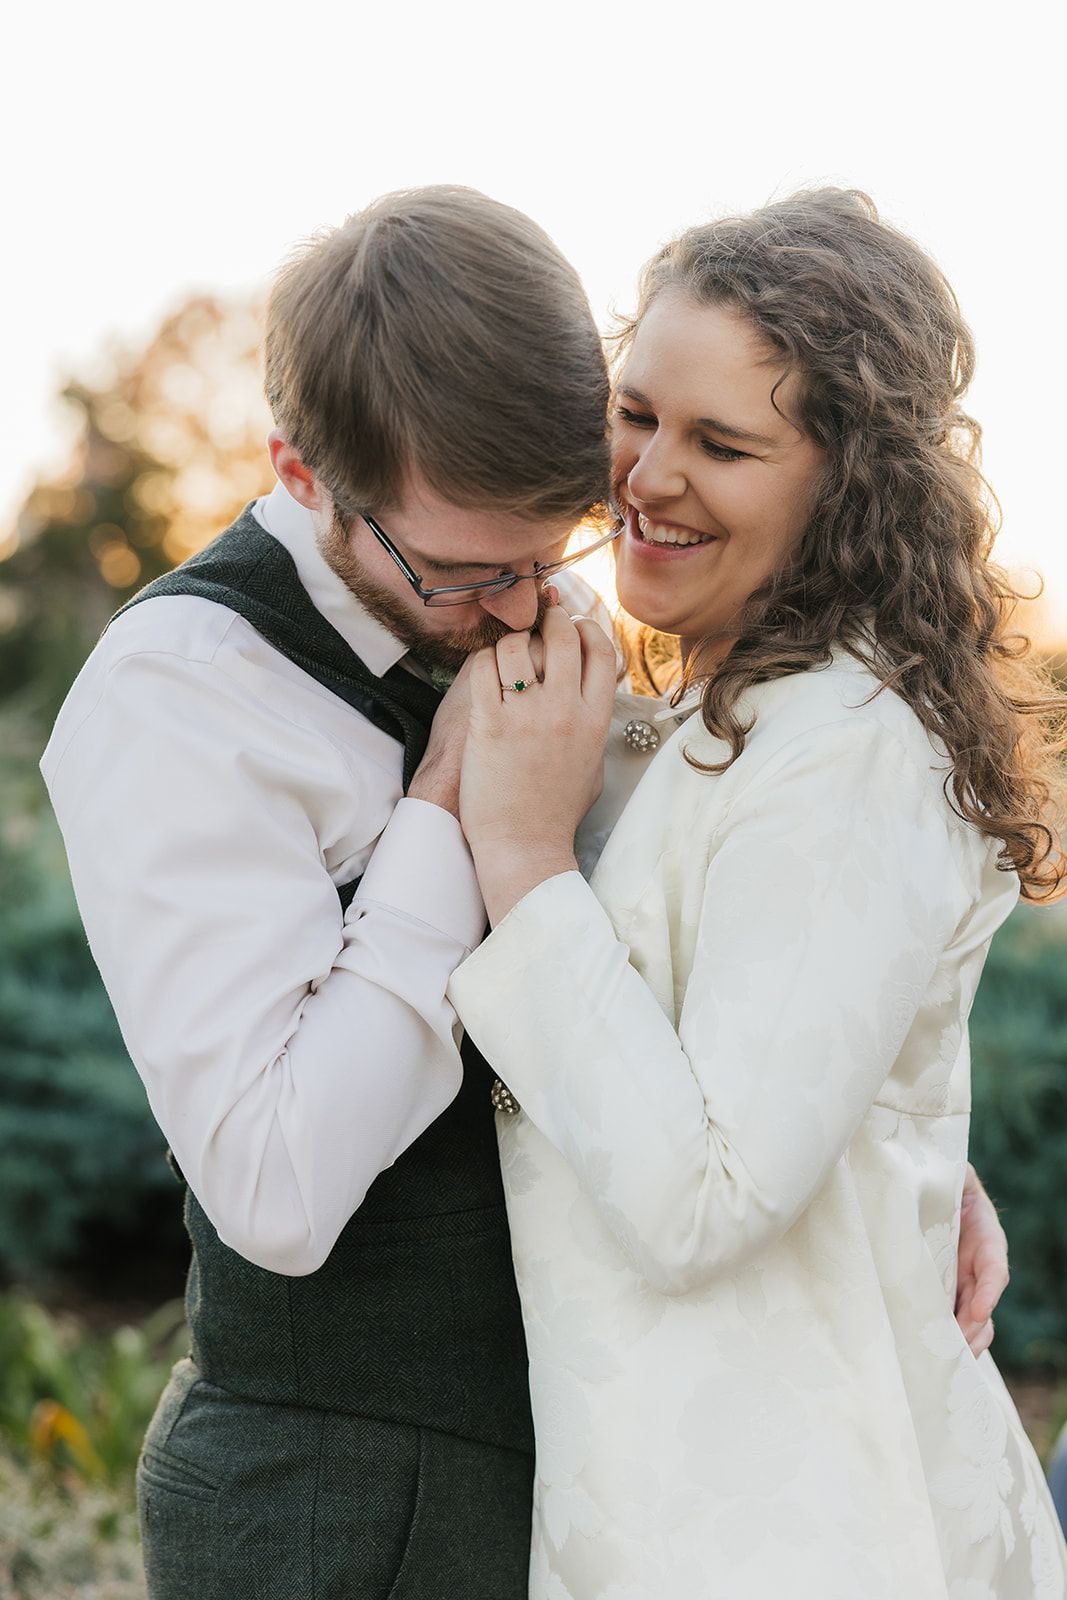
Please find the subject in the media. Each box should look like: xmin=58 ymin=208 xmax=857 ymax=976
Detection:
xmin=118 ymin=505 xmax=533 ymax=1456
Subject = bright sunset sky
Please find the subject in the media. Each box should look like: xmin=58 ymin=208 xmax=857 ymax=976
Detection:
xmin=5 ymin=0 xmax=1064 ymax=631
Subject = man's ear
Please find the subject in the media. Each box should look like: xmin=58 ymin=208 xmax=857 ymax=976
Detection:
xmin=268 ymin=429 xmax=331 ymax=515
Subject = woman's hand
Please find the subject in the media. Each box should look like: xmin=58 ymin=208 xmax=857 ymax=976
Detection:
xmin=955 ymin=1163 xmax=1008 ymax=1357
xmin=460 ymin=601 xmax=618 ymax=926
xmin=407 ymin=655 xmax=475 ymax=821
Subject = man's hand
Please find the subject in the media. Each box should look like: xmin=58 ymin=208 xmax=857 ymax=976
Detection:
xmin=408 ymin=656 xmax=475 ymax=820
xmin=955 ymin=1163 xmax=1008 ymax=1357
xmin=409 ymin=633 xmax=549 ymax=821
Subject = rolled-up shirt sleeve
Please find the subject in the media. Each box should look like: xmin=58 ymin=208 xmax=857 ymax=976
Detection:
xmin=42 ymin=613 xmax=483 ymax=1275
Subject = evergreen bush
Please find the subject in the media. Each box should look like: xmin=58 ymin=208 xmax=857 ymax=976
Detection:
xmin=0 ymin=779 xmax=184 ymax=1285
xmin=969 ymin=900 xmax=1067 ymax=1368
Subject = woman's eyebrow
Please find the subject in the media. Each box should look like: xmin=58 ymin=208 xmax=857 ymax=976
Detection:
xmin=618 ymin=384 xmax=778 ymax=447
xmin=695 ymin=415 xmax=778 ymax=446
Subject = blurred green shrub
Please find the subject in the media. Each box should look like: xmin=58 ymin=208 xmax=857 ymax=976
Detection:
xmin=969 ymin=899 xmax=1067 ymax=1368
xmin=0 ymin=1292 xmax=187 ymax=1483
xmin=0 ymin=752 xmax=185 ymax=1284
xmin=0 ymin=1292 xmax=187 ymax=1599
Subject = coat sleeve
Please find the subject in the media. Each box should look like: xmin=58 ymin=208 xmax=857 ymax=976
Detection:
xmin=449 ymin=713 xmax=978 ymax=1295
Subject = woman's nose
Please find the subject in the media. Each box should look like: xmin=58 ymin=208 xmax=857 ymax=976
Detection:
xmin=625 ymin=432 xmax=686 ymax=506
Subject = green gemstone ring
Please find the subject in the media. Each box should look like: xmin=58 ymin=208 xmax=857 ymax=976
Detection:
xmin=503 ymin=678 xmax=534 ymax=692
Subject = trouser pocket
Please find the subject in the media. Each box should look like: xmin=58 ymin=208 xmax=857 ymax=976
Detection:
xmin=138 ymin=1361 xmax=221 ymax=1600
xmin=136 ymin=1360 xmax=532 ymax=1599
xmin=138 ymin=1445 xmax=219 ymax=1600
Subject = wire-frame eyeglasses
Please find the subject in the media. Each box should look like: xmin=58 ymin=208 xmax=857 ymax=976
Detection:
xmin=361 ymin=513 xmax=621 ymax=607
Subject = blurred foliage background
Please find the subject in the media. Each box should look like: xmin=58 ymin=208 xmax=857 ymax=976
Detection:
xmin=0 ymin=292 xmax=1066 ymax=1589
xmin=0 ymin=292 xmax=274 ymax=1590
xmin=969 ymin=903 xmax=1067 ymax=1367
xmin=0 ymin=293 xmax=273 ymax=1303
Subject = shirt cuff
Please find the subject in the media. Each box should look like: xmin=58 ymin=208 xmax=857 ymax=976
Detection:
xmin=352 ymin=796 xmax=486 ymax=949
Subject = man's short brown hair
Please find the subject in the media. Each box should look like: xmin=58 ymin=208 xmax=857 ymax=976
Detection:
xmin=265 ymin=186 xmax=611 ymax=523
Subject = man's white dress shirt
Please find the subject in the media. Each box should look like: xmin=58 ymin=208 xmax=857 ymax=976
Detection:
xmin=41 ymin=484 xmax=488 ymax=1275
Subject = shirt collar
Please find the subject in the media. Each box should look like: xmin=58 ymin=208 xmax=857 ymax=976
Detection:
xmin=251 ymin=483 xmax=411 ymax=677
xmin=654 ymin=682 xmax=704 ymax=723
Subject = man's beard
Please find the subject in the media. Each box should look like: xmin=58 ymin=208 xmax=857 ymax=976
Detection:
xmin=318 ymin=511 xmax=548 ymax=671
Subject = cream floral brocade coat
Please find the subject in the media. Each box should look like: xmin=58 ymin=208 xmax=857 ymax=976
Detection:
xmin=449 ymin=655 xmax=1067 ymax=1600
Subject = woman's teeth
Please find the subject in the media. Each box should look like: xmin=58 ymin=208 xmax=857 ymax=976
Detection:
xmin=637 ymin=513 xmax=714 ymax=547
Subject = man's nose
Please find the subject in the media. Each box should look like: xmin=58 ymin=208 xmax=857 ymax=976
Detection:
xmin=477 ymin=579 xmax=541 ymax=631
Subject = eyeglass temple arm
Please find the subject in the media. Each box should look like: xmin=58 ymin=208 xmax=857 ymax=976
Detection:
xmin=363 ymin=515 xmax=424 ymax=586
xmin=533 ymin=518 xmax=623 ymax=577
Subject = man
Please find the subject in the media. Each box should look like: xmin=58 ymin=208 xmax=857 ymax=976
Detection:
xmin=42 ymin=187 xmax=1006 ymax=1598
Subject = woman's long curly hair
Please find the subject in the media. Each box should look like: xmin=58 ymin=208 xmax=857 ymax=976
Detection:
xmin=611 ymin=188 xmax=1066 ymax=901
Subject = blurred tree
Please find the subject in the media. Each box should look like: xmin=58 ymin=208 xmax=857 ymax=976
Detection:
xmin=0 ymin=294 xmax=273 ymax=723
xmin=0 ymin=294 xmax=273 ymax=1295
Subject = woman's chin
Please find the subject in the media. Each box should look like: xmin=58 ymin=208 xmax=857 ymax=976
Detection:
xmin=614 ymin=575 xmax=689 ymax=636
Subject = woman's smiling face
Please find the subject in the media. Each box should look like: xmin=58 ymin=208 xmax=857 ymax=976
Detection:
xmin=612 ymin=293 xmax=824 ymax=666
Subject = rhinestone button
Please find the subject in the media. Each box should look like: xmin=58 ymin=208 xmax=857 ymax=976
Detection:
xmin=623 ymin=718 xmax=660 ymax=754
xmin=491 ymin=1078 xmax=521 ymax=1115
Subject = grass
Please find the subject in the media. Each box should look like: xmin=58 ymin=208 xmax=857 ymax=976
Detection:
xmin=0 ymin=1287 xmax=1064 ymax=1597
xmin=0 ymin=1446 xmax=145 ymax=1600
xmin=0 ymin=1292 xmax=188 ymax=1598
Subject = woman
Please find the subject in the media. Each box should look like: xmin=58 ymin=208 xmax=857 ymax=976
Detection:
xmin=446 ymin=191 xmax=1067 ymax=1597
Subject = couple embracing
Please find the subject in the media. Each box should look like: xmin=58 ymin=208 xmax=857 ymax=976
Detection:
xmin=44 ymin=185 xmax=1067 ymax=1597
